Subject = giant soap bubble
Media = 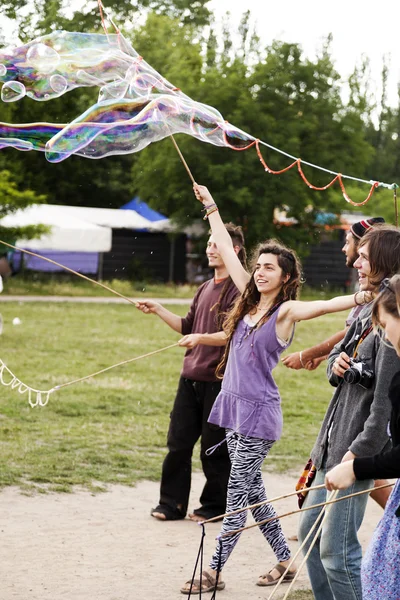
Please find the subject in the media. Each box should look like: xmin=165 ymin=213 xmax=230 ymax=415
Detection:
xmin=0 ymin=30 xmax=254 ymax=161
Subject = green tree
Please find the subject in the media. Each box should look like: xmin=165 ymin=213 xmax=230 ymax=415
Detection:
xmin=132 ymin=32 xmax=375 ymax=251
xmin=0 ymin=0 xmax=211 ymax=41
xmin=0 ymin=9 xmax=382 ymax=253
xmin=0 ymin=170 xmax=47 ymax=245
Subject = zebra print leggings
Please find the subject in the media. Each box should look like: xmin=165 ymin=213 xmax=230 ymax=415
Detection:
xmin=209 ymin=430 xmax=291 ymax=571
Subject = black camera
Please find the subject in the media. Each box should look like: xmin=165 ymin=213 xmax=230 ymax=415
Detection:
xmin=343 ymin=359 xmax=374 ymax=388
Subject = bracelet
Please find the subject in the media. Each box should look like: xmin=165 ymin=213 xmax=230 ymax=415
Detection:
xmin=203 ymin=203 xmax=217 ymax=211
xmin=203 ymin=206 xmax=219 ymax=220
xmin=299 ymin=351 xmax=306 ymax=368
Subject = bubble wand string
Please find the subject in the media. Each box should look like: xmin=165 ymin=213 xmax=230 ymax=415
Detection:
xmin=96 ymin=0 xmax=196 ymax=185
xmin=0 ymin=343 xmax=180 ymax=407
xmin=200 ymin=483 xmax=327 ymax=523
xmin=266 ymin=491 xmax=335 ymax=599
xmin=0 ymin=239 xmax=182 ymax=406
xmin=216 ymin=481 xmax=394 ymax=538
xmin=280 ymin=490 xmax=340 ymax=599
xmin=51 ymin=342 xmax=179 ymax=391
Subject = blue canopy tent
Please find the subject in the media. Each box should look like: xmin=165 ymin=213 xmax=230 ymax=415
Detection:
xmin=120 ymin=197 xmax=168 ymax=225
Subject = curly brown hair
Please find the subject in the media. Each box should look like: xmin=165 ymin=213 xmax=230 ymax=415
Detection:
xmin=216 ymin=239 xmax=302 ymax=378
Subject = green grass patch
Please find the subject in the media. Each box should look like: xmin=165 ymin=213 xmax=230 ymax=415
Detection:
xmin=2 ymin=276 xmax=198 ymax=298
xmin=0 ymin=301 xmax=346 ymax=491
xmin=2 ymin=275 xmax=341 ymax=301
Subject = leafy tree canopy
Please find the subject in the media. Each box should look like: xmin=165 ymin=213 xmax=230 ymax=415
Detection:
xmin=0 ymin=5 xmax=398 ymax=254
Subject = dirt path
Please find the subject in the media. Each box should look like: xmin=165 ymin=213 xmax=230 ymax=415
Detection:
xmin=0 ymin=471 xmax=386 ymax=600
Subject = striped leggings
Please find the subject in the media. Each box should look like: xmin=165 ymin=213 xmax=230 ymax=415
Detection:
xmin=209 ymin=430 xmax=291 ymax=571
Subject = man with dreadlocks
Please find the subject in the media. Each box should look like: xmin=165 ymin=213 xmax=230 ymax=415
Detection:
xmin=136 ymin=223 xmax=246 ymax=522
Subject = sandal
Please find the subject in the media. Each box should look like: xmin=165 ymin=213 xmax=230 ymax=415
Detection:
xmin=150 ymin=504 xmax=184 ymax=521
xmin=189 ymin=508 xmax=224 ymax=523
xmin=257 ymin=563 xmax=296 ymax=587
xmin=180 ymin=570 xmax=225 ymax=595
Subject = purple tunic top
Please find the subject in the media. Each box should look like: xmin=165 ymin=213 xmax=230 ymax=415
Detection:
xmin=208 ymin=305 xmax=293 ymax=441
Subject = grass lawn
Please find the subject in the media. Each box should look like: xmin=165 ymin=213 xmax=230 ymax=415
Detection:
xmin=2 ymin=276 xmax=199 ymax=298
xmin=2 ymin=275 xmax=341 ymax=300
xmin=0 ymin=299 xmax=346 ymax=494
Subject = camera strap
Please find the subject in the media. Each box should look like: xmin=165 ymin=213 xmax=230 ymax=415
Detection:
xmin=353 ymin=324 xmax=373 ymax=358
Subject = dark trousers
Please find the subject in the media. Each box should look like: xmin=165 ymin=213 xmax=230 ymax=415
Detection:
xmin=159 ymin=376 xmax=231 ymax=518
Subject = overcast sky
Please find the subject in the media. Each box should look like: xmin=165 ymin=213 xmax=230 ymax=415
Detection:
xmin=210 ymin=0 xmax=400 ymax=107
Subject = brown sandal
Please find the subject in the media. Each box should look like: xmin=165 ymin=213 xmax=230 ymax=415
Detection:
xmin=180 ymin=570 xmax=226 ymax=595
xmin=257 ymin=563 xmax=296 ymax=587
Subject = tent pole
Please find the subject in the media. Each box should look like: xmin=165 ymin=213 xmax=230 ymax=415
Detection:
xmin=168 ymin=237 xmax=176 ymax=283
xmin=97 ymin=252 xmax=104 ymax=282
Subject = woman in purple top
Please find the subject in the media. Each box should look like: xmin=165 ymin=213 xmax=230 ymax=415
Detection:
xmin=180 ymin=184 xmax=372 ymax=595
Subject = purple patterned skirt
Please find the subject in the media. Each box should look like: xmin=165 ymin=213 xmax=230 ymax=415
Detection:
xmin=362 ymin=479 xmax=400 ymax=599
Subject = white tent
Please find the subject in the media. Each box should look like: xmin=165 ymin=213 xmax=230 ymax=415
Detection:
xmin=55 ymin=205 xmax=169 ymax=231
xmin=0 ymin=204 xmax=112 ymax=252
xmin=0 ymin=203 xmax=172 ymax=252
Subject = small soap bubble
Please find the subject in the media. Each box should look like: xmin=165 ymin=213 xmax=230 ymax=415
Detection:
xmin=1 ymin=81 xmax=26 ymax=102
xmin=0 ymin=64 xmax=6 ymax=76
xmin=50 ymin=74 xmax=68 ymax=94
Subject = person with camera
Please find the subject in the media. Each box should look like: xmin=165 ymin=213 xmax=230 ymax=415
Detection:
xmin=325 ymin=274 xmax=400 ymax=599
xmin=281 ymin=217 xmax=385 ymax=373
xmin=298 ymin=224 xmax=400 ymax=600
xmin=282 ymin=217 xmax=390 ymax=511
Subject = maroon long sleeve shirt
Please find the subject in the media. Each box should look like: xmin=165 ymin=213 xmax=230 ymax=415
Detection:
xmin=181 ymin=277 xmax=239 ymax=382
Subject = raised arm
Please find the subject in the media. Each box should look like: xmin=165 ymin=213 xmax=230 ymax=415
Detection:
xmin=193 ymin=184 xmax=250 ymax=294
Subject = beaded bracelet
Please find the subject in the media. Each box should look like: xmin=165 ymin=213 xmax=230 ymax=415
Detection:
xmin=203 ymin=206 xmax=219 ymax=220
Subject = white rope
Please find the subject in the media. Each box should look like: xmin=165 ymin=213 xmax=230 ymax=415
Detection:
xmin=0 ymin=359 xmax=53 ymax=407
xmin=0 ymin=342 xmax=179 ymax=407
xmin=235 ymin=129 xmax=397 ymax=190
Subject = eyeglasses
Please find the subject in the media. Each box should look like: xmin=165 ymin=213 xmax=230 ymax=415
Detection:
xmin=381 ymin=278 xmax=395 ymax=293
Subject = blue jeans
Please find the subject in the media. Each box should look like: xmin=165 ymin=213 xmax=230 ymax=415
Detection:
xmin=298 ymin=466 xmax=372 ymax=600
